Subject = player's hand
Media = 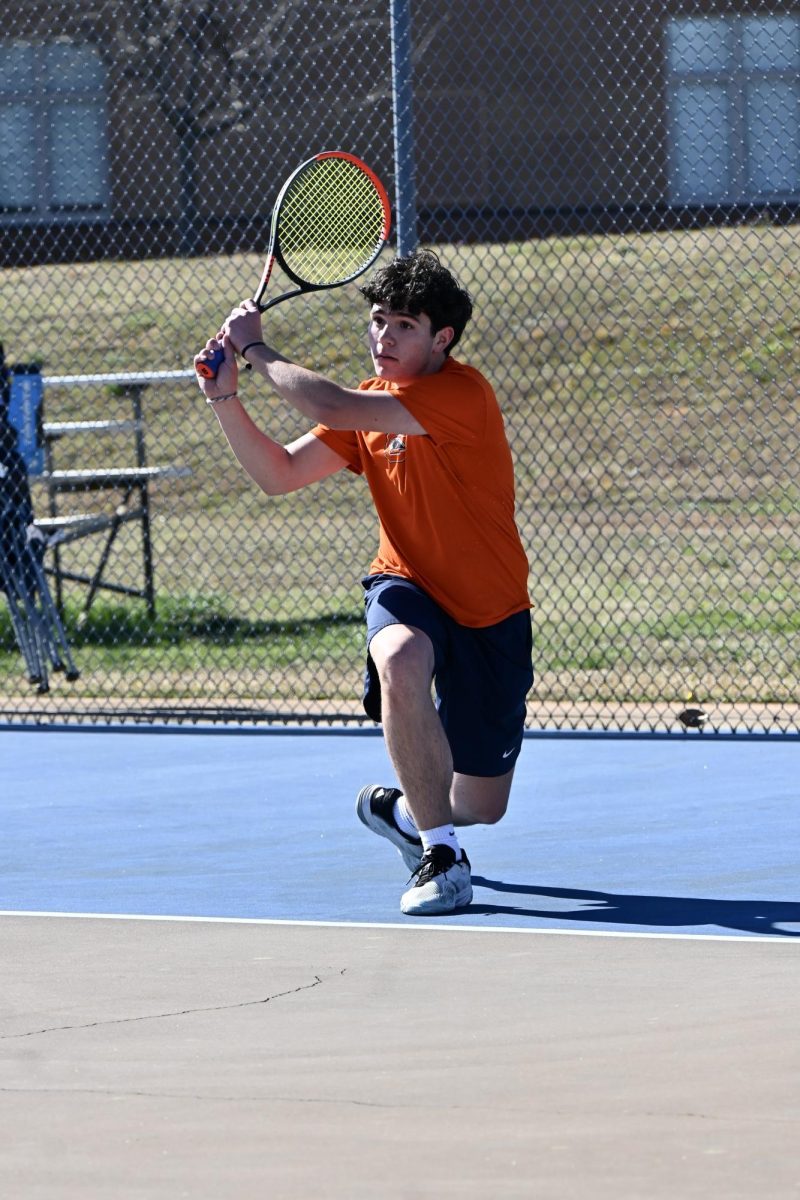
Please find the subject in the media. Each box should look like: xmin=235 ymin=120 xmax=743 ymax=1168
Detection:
xmin=224 ymin=299 xmax=265 ymax=355
xmin=194 ymin=330 xmax=238 ymax=399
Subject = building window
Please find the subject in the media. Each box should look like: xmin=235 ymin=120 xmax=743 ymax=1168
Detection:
xmin=666 ymin=15 xmax=800 ymax=205
xmin=0 ymin=41 xmax=109 ymax=223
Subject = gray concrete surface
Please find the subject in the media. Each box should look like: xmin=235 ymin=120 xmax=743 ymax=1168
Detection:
xmin=2 ymin=914 xmax=798 ymax=1199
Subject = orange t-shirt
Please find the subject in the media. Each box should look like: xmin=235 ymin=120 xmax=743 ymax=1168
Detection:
xmin=312 ymin=358 xmax=531 ymax=628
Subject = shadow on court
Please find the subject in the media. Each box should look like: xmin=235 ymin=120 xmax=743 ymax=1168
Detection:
xmin=470 ymin=876 xmax=800 ymax=938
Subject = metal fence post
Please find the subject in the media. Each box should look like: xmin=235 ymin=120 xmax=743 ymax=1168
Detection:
xmin=390 ymin=0 xmax=418 ymax=256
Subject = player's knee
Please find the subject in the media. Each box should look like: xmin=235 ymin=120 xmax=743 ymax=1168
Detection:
xmin=379 ymin=659 xmax=427 ymax=707
xmin=455 ymin=791 xmax=509 ymax=826
xmin=371 ymin=629 xmax=433 ymax=701
xmin=473 ymin=795 xmax=509 ymax=825
xmin=452 ymin=770 xmax=514 ymax=826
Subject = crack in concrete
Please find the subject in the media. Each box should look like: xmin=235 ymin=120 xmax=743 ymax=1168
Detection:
xmin=0 ymin=1086 xmax=405 ymax=1108
xmin=0 ymin=1089 xmax=784 ymax=1123
xmin=1 ymin=969 xmax=346 ymax=1040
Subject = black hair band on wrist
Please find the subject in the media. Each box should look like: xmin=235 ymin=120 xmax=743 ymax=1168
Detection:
xmin=240 ymin=341 xmax=267 ymax=367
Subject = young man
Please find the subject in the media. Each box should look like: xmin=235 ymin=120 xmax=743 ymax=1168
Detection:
xmin=194 ymin=250 xmax=533 ymax=916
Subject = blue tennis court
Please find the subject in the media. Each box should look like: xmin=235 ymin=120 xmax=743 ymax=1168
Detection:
xmin=3 ymin=725 xmax=797 ymax=936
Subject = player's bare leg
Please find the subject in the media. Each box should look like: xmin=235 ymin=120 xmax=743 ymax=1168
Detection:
xmin=450 ymin=768 xmax=515 ymax=826
xmin=361 ymin=623 xmax=471 ymax=914
xmin=369 ymin=623 xmax=453 ymax=831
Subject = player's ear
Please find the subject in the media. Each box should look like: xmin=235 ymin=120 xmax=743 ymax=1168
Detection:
xmin=434 ymin=325 xmax=455 ymax=353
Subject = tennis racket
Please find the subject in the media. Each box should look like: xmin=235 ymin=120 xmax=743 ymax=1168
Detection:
xmin=197 ymin=150 xmax=391 ymax=379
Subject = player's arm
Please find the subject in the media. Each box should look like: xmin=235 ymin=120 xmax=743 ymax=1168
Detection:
xmin=246 ymin=346 xmax=426 ymax=435
xmin=194 ymin=332 xmax=348 ymax=495
xmin=211 ymin=405 xmax=347 ymax=496
xmin=224 ymin=300 xmax=427 ymax=436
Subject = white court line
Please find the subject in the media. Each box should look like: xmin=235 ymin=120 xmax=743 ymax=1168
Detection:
xmin=1 ymin=909 xmax=797 ymax=944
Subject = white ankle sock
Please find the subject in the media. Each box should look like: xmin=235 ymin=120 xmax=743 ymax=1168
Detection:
xmin=419 ymin=823 xmax=460 ymax=857
xmin=392 ymin=794 xmax=419 ymax=838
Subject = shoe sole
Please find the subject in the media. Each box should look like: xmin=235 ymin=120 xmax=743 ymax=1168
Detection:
xmin=400 ymin=879 xmax=473 ymax=916
xmin=356 ymin=785 xmax=423 ymax=872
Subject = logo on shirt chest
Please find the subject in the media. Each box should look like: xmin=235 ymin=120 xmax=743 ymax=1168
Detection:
xmin=385 ymin=434 xmax=407 ymax=464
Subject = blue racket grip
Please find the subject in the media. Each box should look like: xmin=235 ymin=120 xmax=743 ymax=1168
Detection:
xmin=196 ymin=346 xmax=225 ymax=379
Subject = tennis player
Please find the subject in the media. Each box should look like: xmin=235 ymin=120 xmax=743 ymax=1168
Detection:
xmin=194 ymin=250 xmax=533 ymax=915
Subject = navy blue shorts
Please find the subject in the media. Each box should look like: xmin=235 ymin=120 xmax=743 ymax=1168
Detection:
xmin=362 ymin=574 xmax=533 ymax=777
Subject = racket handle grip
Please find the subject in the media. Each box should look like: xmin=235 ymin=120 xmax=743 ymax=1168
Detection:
xmin=196 ymin=347 xmax=225 ymax=379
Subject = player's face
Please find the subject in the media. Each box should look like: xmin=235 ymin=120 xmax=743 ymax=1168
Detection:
xmin=368 ymin=305 xmax=453 ymax=382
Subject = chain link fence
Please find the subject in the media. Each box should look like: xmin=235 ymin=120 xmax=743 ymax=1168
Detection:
xmin=1 ymin=0 xmax=798 ymax=733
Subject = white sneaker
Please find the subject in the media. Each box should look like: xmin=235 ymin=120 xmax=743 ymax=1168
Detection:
xmin=400 ymin=845 xmax=473 ymax=916
xmin=356 ymin=784 xmax=424 ymax=871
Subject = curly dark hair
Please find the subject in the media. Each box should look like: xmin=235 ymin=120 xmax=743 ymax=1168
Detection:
xmin=359 ymin=249 xmax=474 ymax=354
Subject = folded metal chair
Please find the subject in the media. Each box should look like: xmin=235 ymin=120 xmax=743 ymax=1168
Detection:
xmin=0 ymin=420 xmax=79 ymax=692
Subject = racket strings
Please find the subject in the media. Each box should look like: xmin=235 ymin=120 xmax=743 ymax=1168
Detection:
xmin=278 ymin=158 xmax=387 ymax=286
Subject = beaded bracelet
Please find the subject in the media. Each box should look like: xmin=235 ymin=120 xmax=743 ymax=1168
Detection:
xmin=205 ymin=392 xmax=238 ymax=406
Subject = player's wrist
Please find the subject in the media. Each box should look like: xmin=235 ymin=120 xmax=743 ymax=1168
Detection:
xmin=205 ymin=391 xmax=238 ymax=406
xmin=240 ymin=341 xmax=267 ymax=363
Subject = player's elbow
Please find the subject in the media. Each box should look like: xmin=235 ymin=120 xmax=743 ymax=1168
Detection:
xmin=306 ymin=398 xmax=341 ymax=427
xmin=254 ymin=462 xmax=314 ymax=497
xmin=303 ymin=386 xmax=356 ymax=429
xmin=248 ymin=452 xmax=298 ymax=497
xmin=255 ymin=477 xmax=291 ymax=497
